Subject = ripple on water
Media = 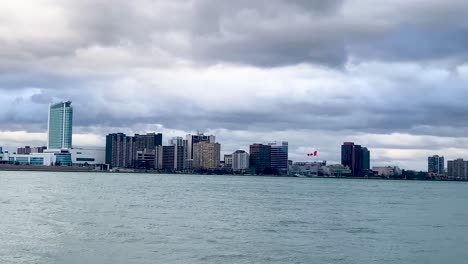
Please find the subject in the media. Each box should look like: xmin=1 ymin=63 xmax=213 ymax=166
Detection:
xmin=199 ymin=254 xmax=249 ymax=262
xmin=1 ymin=172 xmax=468 ymax=264
xmin=278 ymin=220 xmax=311 ymax=226
xmin=345 ymin=227 xmax=379 ymax=235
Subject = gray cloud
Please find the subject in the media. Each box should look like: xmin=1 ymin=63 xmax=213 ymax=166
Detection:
xmin=1 ymin=0 xmax=468 ymax=170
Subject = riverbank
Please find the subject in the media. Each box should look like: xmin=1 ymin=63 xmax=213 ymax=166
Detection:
xmin=1 ymin=165 xmax=466 ymax=182
xmin=0 ymin=164 xmax=97 ymax=172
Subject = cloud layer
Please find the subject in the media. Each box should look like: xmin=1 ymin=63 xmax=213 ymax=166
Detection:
xmin=1 ymin=0 xmax=468 ymax=170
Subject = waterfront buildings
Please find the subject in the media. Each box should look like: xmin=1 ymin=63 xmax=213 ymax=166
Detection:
xmin=155 ymin=145 xmax=185 ymax=171
xmin=135 ymin=150 xmax=156 ymax=168
xmin=290 ymin=162 xmax=354 ymax=177
xmin=428 ymin=155 xmax=445 ymax=174
xmin=17 ymin=146 xmax=32 ymax=155
xmin=105 ymin=132 xmax=164 ymax=169
xmin=3 ymin=147 xmax=102 ymax=168
xmin=447 ymin=159 xmax=468 ymax=179
xmin=135 ymin=133 xmax=162 ymax=151
xmin=232 ymin=150 xmax=249 ymax=171
xmin=48 ymin=101 xmax=73 ymax=150
xmin=133 ymin=133 xmax=162 ymax=168
xmin=323 ymin=164 xmax=352 ymax=177
xmin=223 ymin=154 xmax=233 ymax=168
xmin=341 ymin=142 xmax=370 ymax=176
xmin=69 ymin=147 xmax=105 ymax=165
xmin=0 ymin=149 xmax=83 ymax=166
xmin=1 ymin=152 xmax=55 ymax=166
xmin=373 ymin=166 xmax=402 ymax=177
xmin=249 ymin=144 xmax=272 ymax=174
xmin=186 ymin=133 xmax=215 ymax=160
xmin=269 ymin=141 xmax=288 ymax=173
xmin=290 ymin=161 xmax=325 ymax=176
xmin=362 ymin=147 xmax=370 ymax=170
xmin=193 ymin=141 xmax=221 ymax=169
xmin=341 ymin=142 xmax=354 ymax=172
xmin=105 ymin=133 xmax=136 ymax=168
xmin=170 ymin=137 xmax=189 ymax=168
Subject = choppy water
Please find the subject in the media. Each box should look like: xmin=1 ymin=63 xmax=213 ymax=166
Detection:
xmin=1 ymin=171 xmax=467 ymax=264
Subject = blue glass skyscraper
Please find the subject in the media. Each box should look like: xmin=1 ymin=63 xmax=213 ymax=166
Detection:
xmin=48 ymin=101 xmax=73 ymax=149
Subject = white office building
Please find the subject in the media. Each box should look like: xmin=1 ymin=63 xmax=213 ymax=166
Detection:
xmin=69 ymin=147 xmax=106 ymax=165
xmin=232 ymin=150 xmax=249 ymax=171
xmin=1 ymin=152 xmax=56 ymax=166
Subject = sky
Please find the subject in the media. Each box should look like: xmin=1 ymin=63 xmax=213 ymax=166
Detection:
xmin=1 ymin=0 xmax=468 ymax=170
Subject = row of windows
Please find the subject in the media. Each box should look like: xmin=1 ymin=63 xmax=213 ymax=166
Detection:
xmin=77 ymin=158 xmax=95 ymax=162
xmin=8 ymin=157 xmax=44 ymax=165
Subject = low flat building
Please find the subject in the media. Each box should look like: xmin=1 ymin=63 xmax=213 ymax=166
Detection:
xmin=2 ymin=152 xmax=56 ymax=166
xmin=290 ymin=161 xmax=326 ymax=176
xmin=373 ymin=166 xmax=398 ymax=177
xmin=323 ymin=164 xmax=352 ymax=177
xmin=70 ymin=147 xmax=106 ymax=165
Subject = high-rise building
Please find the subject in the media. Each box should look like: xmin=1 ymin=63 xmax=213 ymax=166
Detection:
xmin=186 ymin=133 xmax=215 ymax=160
xmin=232 ymin=150 xmax=249 ymax=171
xmin=224 ymin=154 xmax=233 ymax=168
xmin=269 ymin=142 xmax=288 ymax=172
xmin=353 ymin=144 xmax=363 ymax=175
xmin=155 ymin=145 xmax=185 ymax=171
xmin=428 ymin=155 xmax=444 ymax=174
xmin=48 ymin=101 xmax=73 ymax=149
xmin=134 ymin=133 xmax=162 ymax=151
xmin=447 ymin=159 xmax=468 ymax=179
xmin=193 ymin=141 xmax=220 ymax=169
xmin=105 ymin=133 xmax=136 ymax=168
xmin=362 ymin=147 xmax=370 ymax=170
xmin=170 ymin=137 xmax=188 ymax=161
xmin=249 ymin=144 xmax=272 ymax=174
xmin=341 ymin=142 xmax=355 ymax=172
xmin=341 ymin=142 xmax=370 ymax=176
xmin=169 ymin=137 xmax=185 ymax=147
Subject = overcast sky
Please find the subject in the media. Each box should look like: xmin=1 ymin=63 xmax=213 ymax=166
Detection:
xmin=1 ymin=0 xmax=468 ymax=170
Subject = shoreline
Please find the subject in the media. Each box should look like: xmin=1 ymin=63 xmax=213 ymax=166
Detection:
xmin=0 ymin=166 xmax=466 ymax=182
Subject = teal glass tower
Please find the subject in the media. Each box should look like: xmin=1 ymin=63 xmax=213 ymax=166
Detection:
xmin=48 ymin=101 xmax=73 ymax=149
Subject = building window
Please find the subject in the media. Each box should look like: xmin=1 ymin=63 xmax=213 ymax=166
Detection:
xmin=76 ymin=158 xmax=95 ymax=162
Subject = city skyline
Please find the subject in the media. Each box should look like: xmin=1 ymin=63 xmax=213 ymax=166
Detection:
xmin=2 ymin=1 xmax=468 ymax=170
xmin=1 ymin=108 xmax=467 ymax=172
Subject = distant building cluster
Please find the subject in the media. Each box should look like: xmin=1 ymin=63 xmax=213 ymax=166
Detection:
xmin=425 ymin=155 xmax=468 ymax=180
xmin=105 ymin=131 xmax=289 ymax=175
xmin=0 ymin=101 xmax=105 ymax=168
xmin=447 ymin=159 xmax=468 ymax=179
xmin=1 ymin=100 xmax=467 ymax=181
xmin=341 ymin=142 xmax=371 ymax=176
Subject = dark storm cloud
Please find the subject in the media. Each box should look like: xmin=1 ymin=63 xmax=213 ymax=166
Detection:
xmin=350 ymin=26 xmax=468 ymax=63
xmin=1 ymin=0 xmax=468 ymax=153
xmin=4 ymin=0 xmax=468 ymax=66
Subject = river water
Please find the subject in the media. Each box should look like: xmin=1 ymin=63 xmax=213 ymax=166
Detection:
xmin=0 ymin=171 xmax=467 ymax=264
